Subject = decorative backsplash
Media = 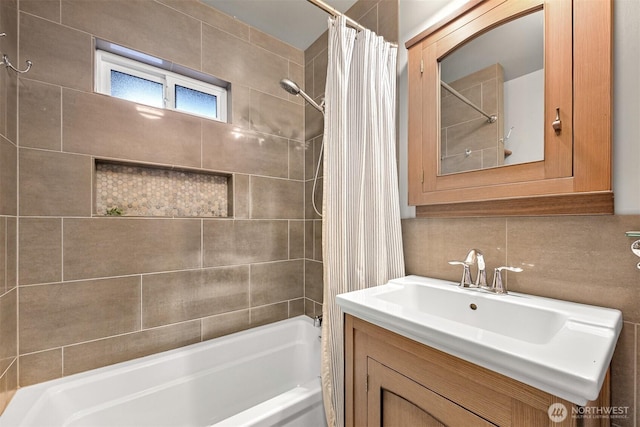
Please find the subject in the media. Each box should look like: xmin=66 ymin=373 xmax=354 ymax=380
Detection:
xmin=95 ymin=161 xmax=228 ymax=217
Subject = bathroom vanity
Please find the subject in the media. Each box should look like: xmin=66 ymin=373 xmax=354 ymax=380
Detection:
xmin=344 ymin=315 xmax=610 ymax=427
xmin=338 ymin=276 xmax=622 ymax=427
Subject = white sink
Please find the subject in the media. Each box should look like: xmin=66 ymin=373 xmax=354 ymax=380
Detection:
xmin=336 ymin=275 xmax=622 ymax=405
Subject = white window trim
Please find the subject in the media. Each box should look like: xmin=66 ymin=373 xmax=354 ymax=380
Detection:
xmin=95 ymin=49 xmax=227 ymax=122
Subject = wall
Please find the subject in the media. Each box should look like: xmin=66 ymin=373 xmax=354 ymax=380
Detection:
xmin=503 ymin=69 xmax=544 ymax=165
xmin=303 ymin=0 xmax=400 ymax=319
xmin=399 ymin=1 xmax=640 ymax=426
xmin=0 ymin=0 xmax=18 ymax=414
xmin=9 ymin=0 xmax=306 ymax=395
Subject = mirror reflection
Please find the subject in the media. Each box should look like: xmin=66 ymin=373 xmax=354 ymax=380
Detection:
xmin=439 ymin=10 xmax=544 ymax=175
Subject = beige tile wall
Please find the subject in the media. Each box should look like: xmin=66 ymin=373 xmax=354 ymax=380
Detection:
xmin=8 ymin=0 xmax=308 ymax=400
xmin=0 ymin=0 xmax=18 ymax=414
xmin=402 ymin=216 xmax=640 ymax=426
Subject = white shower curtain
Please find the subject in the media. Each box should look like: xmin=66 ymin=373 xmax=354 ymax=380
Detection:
xmin=320 ymin=16 xmax=405 ymax=427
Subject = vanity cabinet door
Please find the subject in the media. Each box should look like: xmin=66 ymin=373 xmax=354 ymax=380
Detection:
xmin=367 ymin=358 xmax=496 ymax=426
xmin=345 ymin=315 xmax=609 ymax=427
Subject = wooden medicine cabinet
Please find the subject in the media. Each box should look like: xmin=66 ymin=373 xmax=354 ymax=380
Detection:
xmin=406 ymin=0 xmax=613 ymax=217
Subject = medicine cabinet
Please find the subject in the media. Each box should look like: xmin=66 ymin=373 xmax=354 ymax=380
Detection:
xmin=406 ymin=0 xmax=613 ymax=216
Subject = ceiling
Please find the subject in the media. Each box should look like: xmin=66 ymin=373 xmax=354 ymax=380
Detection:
xmin=201 ymin=0 xmax=358 ymax=50
xmin=200 ymin=0 xmax=544 ymax=83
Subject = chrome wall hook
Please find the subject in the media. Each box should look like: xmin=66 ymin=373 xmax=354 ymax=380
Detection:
xmin=1 ymin=32 xmax=33 ymax=74
xmin=1 ymin=54 xmax=32 ymax=74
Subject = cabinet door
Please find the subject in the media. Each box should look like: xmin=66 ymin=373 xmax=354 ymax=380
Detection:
xmin=406 ymin=0 xmax=613 ymax=216
xmin=367 ymin=358 xmax=496 ymax=427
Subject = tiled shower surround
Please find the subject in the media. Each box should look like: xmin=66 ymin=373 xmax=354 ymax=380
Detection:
xmin=95 ymin=162 xmax=229 ymax=218
xmin=2 ymin=0 xmax=317 ymax=402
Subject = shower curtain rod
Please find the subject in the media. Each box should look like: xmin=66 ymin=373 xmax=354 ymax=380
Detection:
xmin=306 ymin=0 xmax=399 ymax=48
xmin=441 ymin=81 xmax=497 ymax=123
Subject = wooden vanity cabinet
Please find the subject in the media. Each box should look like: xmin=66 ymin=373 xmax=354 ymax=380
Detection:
xmin=345 ymin=315 xmax=611 ymax=427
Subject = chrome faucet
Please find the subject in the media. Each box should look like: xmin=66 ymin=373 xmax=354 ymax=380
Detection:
xmin=449 ymin=249 xmax=487 ymax=288
xmin=450 ymin=249 xmax=524 ymax=294
xmin=489 ymin=266 xmax=523 ymax=294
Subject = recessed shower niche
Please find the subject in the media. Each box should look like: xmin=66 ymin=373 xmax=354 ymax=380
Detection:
xmin=94 ymin=160 xmax=230 ymax=217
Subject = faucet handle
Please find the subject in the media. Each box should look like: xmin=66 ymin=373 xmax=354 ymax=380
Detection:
xmin=448 ymin=261 xmax=474 ymax=287
xmin=489 ymin=266 xmax=523 ymax=294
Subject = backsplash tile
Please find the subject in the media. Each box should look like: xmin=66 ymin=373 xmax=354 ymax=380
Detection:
xmin=402 ymin=215 xmax=640 ymax=425
xmin=610 ymin=322 xmax=636 ymax=426
xmin=507 ymin=215 xmax=640 ymax=322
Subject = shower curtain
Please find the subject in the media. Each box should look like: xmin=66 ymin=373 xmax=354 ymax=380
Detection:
xmin=320 ymin=16 xmax=405 ymax=427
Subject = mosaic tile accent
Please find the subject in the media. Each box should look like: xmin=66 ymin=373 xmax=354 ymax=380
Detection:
xmin=95 ymin=162 xmax=228 ymax=217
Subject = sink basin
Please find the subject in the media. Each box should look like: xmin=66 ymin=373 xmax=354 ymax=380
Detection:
xmin=336 ymin=275 xmax=622 ymax=405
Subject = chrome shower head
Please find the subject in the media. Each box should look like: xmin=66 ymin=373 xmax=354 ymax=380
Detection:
xmin=279 ymin=78 xmax=324 ymax=114
xmin=279 ymin=78 xmax=300 ymax=96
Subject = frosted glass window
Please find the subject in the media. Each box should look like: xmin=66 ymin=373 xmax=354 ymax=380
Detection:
xmin=96 ymin=47 xmax=228 ymax=122
xmin=175 ymin=85 xmax=218 ymax=119
xmin=110 ymin=70 xmax=163 ymax=108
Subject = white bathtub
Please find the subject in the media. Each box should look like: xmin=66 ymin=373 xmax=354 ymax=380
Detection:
xmin=0 ymin=316 xmax=327 ymax=427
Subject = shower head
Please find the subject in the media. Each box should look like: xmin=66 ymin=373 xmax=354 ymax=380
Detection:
xmin=279 ymin=78 xmax=324 ymax=114
xmin=279 ymin=78 xmax=300 ymax=96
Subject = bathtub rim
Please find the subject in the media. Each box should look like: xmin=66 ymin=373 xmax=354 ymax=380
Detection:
xmin=0 ymin=314 xmax=319 ymax=426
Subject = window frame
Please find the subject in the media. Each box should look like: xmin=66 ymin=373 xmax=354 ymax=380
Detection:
xmin=95 ymin=49 xmax=228 ymax=122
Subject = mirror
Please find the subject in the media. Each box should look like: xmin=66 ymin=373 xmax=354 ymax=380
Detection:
xmin=405 ymin=0 xmax=612 ymax=217
xmin=439 ymin=10 xmax=544 ymax=175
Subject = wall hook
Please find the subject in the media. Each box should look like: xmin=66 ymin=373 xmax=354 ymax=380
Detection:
xmin=0 ymin=32 xmax=33 ymax=74
xmin=1 ymin=54 xmax=32 ymax=74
